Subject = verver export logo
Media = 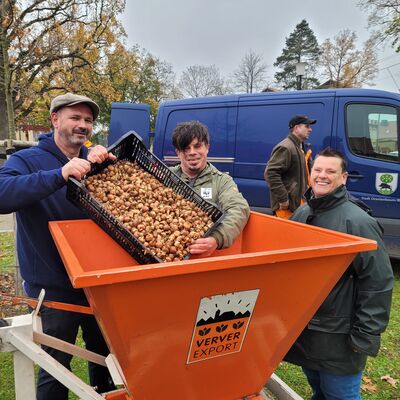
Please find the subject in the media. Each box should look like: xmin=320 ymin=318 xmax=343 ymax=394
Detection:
xmin=187 ymin=289 xmax=259 ymax=364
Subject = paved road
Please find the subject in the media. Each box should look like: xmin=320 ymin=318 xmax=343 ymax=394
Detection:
xmin=0 ymin=213 xmax=14 ymax=232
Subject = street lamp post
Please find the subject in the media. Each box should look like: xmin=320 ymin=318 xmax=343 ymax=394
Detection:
xmin=295 ymin=62 xmax=307 ymax=90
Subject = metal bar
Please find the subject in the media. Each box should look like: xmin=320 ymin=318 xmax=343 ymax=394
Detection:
xmin=105 ymin=354 xmax=125 ymax=386
xmin=0 ymin=292 xmax=93 ymax=314
xmin=33 ymin=331 xmax=107 ymax=367
xmin=7 ymin=330 xmax=105 ymax=400
xmin=266 ymin=373 xmax=304 ymax=400
xmin=259 ymin=388 xmax=273 ymax=399
xmin=13 ymin=350 xmax=36 ymax=400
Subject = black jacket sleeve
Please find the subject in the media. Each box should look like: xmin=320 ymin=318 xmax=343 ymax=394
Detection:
xmin=347 ymin=217 xmax=394 ymax=356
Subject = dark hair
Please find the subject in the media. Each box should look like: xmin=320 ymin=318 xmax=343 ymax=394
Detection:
xmin=172 ymin=120 xmax=210 ymax=151
xmin=315 ymin=147 xmax=347 ymax=172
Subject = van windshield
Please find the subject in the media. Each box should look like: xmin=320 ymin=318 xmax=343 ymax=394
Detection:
xmin=346 ymin=103 xmax=399 ymax=163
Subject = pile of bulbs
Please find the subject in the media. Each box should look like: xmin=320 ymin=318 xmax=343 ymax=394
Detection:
xmin=84 ymin=161 xmax=214 ymax=262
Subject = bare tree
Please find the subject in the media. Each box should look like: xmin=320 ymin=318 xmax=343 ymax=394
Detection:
xmin=233 ymin=49 xmax=267 ymax=93
xmin=358 ymin=0 xmax=400 ymax=52
xmin=319 ymin=30 xmax=378 ymax=88
xmin=178 ymin=64 xmax=228 ymax=98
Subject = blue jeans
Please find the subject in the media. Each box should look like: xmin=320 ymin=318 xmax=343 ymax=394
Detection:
xmin=36 ymin=306 xmax=115 ymax=400
xmin=302 ymin=367 xmax=363 ymax=400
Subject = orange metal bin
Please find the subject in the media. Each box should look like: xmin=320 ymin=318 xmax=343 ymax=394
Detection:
xmin=49 ymin=211 xmax=376 ymax=400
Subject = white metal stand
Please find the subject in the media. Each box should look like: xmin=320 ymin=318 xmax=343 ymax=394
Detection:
xmin=0 ymin=291 xmax=123 ymax=400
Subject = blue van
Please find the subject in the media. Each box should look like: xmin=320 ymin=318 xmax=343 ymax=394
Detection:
xmin=109 ymin=88 xmax=400 ymax=258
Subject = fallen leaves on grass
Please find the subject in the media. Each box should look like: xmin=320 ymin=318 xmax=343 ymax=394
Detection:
xmin=0 ymin=272 xmax=27 ymax=317
xmin=361 ymin=376 xmax=378 ymax=393
xmin=381 ymin=374 xmax=398 ymax=388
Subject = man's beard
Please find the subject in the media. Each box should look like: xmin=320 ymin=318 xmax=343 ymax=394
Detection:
xmin=60 ymin=128 xmax=89 ymax=147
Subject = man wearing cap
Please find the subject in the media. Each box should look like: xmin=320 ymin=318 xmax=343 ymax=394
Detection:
xmin=264 ymin=114 xmax=316 ymax=218
xmin=0 ymin=93 xmax=116 ymax=399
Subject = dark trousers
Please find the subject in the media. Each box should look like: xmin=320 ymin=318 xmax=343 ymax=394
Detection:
xmin=36 ymin=306 xmax=115 ymax=400
xmin=302 ymin=367 xmax=362 ymax=400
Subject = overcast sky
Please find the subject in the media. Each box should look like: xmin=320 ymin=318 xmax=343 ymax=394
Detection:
xmin=121 ymin=0 xmax=400 ymax=92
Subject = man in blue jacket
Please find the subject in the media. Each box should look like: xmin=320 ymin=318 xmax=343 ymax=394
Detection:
xmin=0 ymin=93 xmax=116 ymax=399
xmin=284 ymin=148 xmax=393 ymax=400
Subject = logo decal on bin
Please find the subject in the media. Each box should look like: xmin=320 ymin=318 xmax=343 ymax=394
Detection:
xmin=187 ymin=289 xmax=259 ymax=364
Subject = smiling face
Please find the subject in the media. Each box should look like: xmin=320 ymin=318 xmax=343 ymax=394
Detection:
xmin=311 ymin=155 xmax=348 ymax=198
xmin=52 ymin=103 xmax=94 ymax=157
xmin=176 ymin=138 xmax=209 ymax=178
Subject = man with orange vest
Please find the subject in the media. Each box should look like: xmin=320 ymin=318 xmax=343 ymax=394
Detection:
xmin=264 ymin=115 xmax=316 ymax=219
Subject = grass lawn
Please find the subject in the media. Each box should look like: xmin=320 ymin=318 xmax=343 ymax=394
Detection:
xmin=0 ymin=232 xmax=15 ymax=272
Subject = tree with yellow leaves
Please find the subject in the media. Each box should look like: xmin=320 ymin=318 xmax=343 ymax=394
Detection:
xmin=319 ymin=30 xmax=378 ymax=88
xmin=0 ymin=0 xmax=126 ymax=140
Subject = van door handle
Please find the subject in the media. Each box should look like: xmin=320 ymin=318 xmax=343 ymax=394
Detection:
xmin=348 ymin=173 xmax=364 ymax=180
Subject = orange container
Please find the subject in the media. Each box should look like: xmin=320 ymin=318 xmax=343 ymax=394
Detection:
xmin=49 ymin=212 xmax=376 ymax=400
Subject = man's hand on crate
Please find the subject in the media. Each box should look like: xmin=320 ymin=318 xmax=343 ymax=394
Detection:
xmin=62 ymin=146 xmax=117 ymax=181
xmin=62 ymin=158 xmax=92 ymax=181
xmin=188 ymin=237 xmax=218 ymax=257
xmin=87 ymin=145 xmax=117 ymax=164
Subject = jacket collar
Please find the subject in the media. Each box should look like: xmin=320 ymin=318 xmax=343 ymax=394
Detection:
xmin=306 ymin=185 xmax=348 ymax=213
xmin=176 ymin=162 xmax=213 ymax=180
xmin=288 ymin=133 xmax=303 ymax=148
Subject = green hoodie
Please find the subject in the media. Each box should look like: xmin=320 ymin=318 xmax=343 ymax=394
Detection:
xmin=170 ymin=162 xmax=250 ymax=248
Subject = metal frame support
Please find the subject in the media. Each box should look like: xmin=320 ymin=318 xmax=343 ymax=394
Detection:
xmin=1 ymin=314 xmax=36 ymax=399
xmin=0 ymin=312 xmax=115 ymax=400
xmin=266 ymin=373 xmax=304 ymax=400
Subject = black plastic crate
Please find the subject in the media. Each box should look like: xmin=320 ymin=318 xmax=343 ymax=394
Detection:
xmin=67 ymin=131 xmax=224 ymax=264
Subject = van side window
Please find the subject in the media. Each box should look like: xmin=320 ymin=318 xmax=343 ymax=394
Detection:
xmin=346 ymin=104 xmax=399 ymax=162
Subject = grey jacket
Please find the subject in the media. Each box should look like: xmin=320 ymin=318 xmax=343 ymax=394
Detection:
xmin=264 ymin=133 xmax=310 ymax=212
xmin=284 ymin=185 xmax=393 ymax=375
xmin=170 ymin=162 xmax=250 ymax=248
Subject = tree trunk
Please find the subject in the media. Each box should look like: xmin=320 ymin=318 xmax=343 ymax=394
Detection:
xmin=0 ymin=0 xmax=14 ymax=140
xmin=0 ymin=86 xmax=9 ymax=141
xmin=3 ymin=47 xmax=15 ymax=140
xmin=0 ymin=32 xmax=10 ymax=140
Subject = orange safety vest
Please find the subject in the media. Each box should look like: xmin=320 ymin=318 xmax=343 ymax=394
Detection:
xmin=275 ymin=209 xmax=293 ymax=219
xmin=305 ymin=148 xmax=312 ymax=185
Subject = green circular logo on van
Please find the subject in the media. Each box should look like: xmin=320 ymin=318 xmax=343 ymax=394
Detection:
xmin=380 ymin=174 xmax=393 ymax=184
xmin=377 ymin=173 xmax=395 ymax=195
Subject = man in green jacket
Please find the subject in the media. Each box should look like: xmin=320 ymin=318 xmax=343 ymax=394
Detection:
xmin=170 ymin=120 xmax=250 ymax=257
xmin=285 ymin=148 xmax=393 ymax=400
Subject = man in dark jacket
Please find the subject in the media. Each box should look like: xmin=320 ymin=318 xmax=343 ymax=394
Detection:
xmin=0 ymin=93 xmax=117 ymax=399
xmin=264 ymin=114 xmax=315 ymax=218
xmin=285 ymin=148 xmax=393 ymax=399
